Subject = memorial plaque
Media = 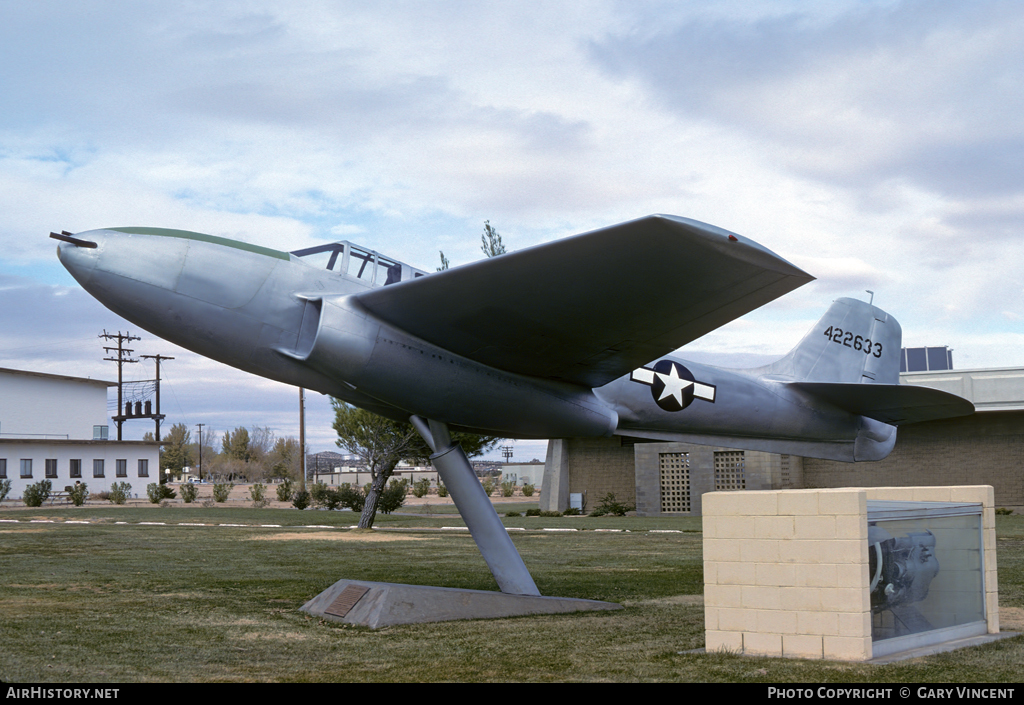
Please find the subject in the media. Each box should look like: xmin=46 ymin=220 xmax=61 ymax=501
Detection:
xmin=324 ymin=584 xmax=370 ymax=618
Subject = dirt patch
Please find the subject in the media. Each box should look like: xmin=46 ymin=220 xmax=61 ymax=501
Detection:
xmin=627 ymin=594 xmax=704 ymax=607
xmin=8 ymin=583 xmax=64 ymax=589
xmin=587 ymin=566 xmax=679 ymax=573
xmin=250 ymin=531 xmax=435 ymax=542
xmin=1000 ymin=606 xmax=1024 ymax=631
xmin=238 ymin=631 xmax=310 ymax=642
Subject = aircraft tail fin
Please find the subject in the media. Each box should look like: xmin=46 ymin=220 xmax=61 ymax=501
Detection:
xmin=768 ymin=297 xmax=901 ymax=384
xmin=768 ymin=297 xmax=974 ymax=428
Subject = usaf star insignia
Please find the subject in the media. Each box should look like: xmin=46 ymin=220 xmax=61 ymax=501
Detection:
xmin=630 ymin=360 xmax=716 ymax=412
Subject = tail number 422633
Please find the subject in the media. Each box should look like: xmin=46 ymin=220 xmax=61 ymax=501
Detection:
xmin=823 ymin=326 xmax=882 ymax=358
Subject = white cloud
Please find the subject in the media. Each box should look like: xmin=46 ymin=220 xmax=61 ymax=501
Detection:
xmin=2 ymin=2 xmax=1023 ymax=457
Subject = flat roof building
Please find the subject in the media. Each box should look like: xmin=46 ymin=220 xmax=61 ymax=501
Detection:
xmin=0 ymin=367 xmax=160 ymax=502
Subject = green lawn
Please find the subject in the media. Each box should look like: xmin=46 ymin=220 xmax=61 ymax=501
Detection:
xmin=0 ymin=505 xmax=1021 ymax=682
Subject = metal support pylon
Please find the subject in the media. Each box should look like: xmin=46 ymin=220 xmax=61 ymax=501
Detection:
xmin=411 ymin=416 xmax=540 ymax=596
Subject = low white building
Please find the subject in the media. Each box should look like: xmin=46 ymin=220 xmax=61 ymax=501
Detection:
xmin=313 ymin=463 xmax=437 ymax=487
xmin=0 ymin=367 xmax=160 ymax=501
xmin=500 ymin=461 xmax=545 ymax=489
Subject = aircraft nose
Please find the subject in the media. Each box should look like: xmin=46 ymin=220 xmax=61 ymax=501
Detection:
xmin=52 ymin=230 xmax=101 ymax=285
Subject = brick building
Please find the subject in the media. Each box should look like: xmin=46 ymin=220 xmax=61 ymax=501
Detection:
xmin=540 ymin=366 xmax=1024 ymax=515
xmin=803 ymin=366 xmax=1024 ymax=510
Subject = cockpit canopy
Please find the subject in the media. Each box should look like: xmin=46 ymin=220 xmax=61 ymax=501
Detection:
xmin=290 ymin=241 xmax=427 ymax=287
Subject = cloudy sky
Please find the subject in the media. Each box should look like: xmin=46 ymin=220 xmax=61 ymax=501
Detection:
xmin=2 ymin=0 xmax=1022 ymax=460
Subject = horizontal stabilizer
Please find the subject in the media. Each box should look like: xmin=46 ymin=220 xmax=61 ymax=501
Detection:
xmin=790 ymin=382 xmax=975 ymax=425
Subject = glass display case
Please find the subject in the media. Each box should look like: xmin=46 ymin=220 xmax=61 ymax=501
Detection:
xmin=867 ymin=500 xmax=986 ymax=658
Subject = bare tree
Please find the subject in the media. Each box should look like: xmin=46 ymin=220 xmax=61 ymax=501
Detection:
xmin=247 ymin=426 xmax=275 ymax=480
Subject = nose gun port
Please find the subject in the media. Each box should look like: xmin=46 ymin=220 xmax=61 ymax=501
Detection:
xmin=50 ymin=232 xmax=98 ymax=248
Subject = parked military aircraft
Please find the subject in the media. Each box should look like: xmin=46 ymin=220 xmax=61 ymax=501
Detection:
xmin=51 ymin=214 xmax=972 ymax=460
xmin=52 ymin=215 xmax=973 ymax=595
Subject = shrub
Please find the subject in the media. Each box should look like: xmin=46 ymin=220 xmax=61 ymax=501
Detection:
xmin=521 ymin=483 xmax=535 ymax=497
xmin=539 ymin=510 xmax=562 ymax=517
xmin=481 ymin=478 xmax=497 ymax=496
xmin=109 ymin=482 xmax=132 ymax=505
xmin=313 ymin=483 xmax=367 ymax=512
xmin=292 ymin=489 xmax=310 ymax=510
xmin=250 ymin=482 xmax=269 ymax=508
xmin=309 ymin=481 xmax=330 ymax=509
xmin=379 ymin=478 xmax=408 ymax=514
xmin=179 ymin=483 xmax=198 ymax=503
xmin=212 ymin=483 xmax=233 ymax=503
xmin=23 ymin=480 xmax=52 ymax=507
xmin=412 ymin=477 xmax=431 ymax=498
xmin=437 ymin=481 xmax=449 ymax=498
xmin=562 ymin=507 xmax=581 ymax=516
xmin=276 ymin=478 xmax=294 ymax=503
xmin=500 ymin=478 xmax=516 ymax=497
xmin=589 ymin=493 xmax=633 ymax=517
xmin=524 ymin=508 xmax=541 ymax=516
xmin=996 ymin=507 xmax=1014 ymax=516
xmin=146 ymin=483 xmax=176 ymax=504
xmin=505 ymin=510 xmax=521 ymax=517
xmin=337 ymin=484 xmax=365 ymax=512
xmin=0 ymin=478 xmax=12 ymax=502
xmin=68 ymin=482 xmax=88 ymax=507
xmin=316 ymin=488 xmax=341 ymax=511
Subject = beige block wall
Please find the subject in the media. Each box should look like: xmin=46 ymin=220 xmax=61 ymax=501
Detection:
xmin=703 ymin=485 xmax=996 ymax=661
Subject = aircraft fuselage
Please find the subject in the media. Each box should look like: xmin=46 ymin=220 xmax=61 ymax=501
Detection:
xmin=56 ymin=227 xmax=895 ymax=461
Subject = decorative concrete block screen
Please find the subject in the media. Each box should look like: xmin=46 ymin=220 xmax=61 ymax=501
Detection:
xmin=702 ymin=485 xmax=997 ymax=661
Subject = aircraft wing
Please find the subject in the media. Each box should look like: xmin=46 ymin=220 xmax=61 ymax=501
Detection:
xmin=354 ymin=215 xmax=813 ymax=388
xmin=790 ymin=382 xmax=976 ymax=425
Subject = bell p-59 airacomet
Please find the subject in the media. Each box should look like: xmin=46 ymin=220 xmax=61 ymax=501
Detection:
xmin=52 ymin=215 xmax=974 ymax=595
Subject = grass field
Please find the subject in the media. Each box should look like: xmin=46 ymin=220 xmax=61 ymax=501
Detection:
xmin=1 ymin=503 xmax=1022 ymax=682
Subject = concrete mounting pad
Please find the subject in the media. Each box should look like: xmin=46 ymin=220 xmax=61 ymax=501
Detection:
xmin=865 ymin=631 xmax=1022 ymax=664
xmin=681 ymin=632 xmax=1022 ymax=663
xmin=301 ymin=579 xmax=623 ymax=628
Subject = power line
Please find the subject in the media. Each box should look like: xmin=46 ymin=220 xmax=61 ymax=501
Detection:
xmin=100 ymin=330 xmax=139 ymax=441
xmin=140 ymin=353 xmax=174 ymax=440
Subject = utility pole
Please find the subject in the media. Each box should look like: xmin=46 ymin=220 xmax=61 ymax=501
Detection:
xmin=101 ymin=331 xmax=140 ymax=441
xmin=195 ymin=423 xmax=205 ymax=482
xmin=140 ymin=353 xmax=173 ymax=440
